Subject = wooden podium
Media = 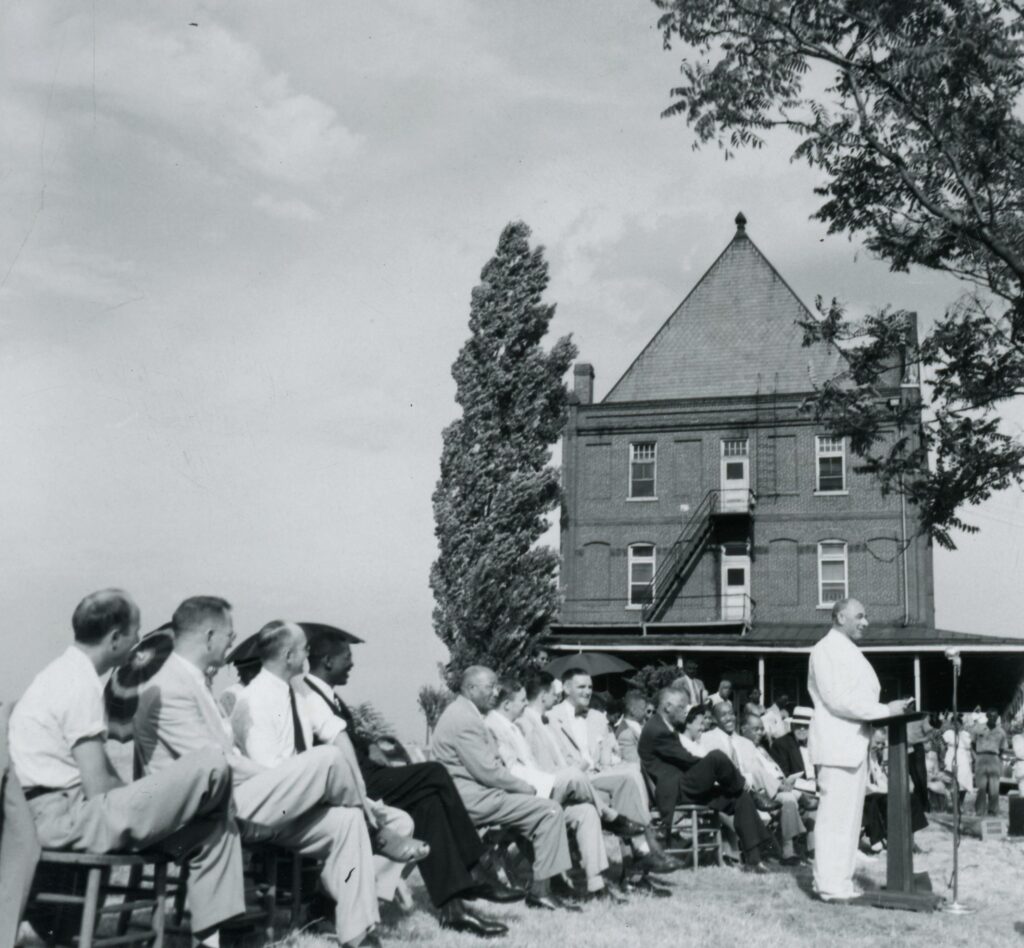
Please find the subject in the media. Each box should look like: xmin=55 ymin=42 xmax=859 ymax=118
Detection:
xmin=860 ymin=711 xmax=942 ymax=912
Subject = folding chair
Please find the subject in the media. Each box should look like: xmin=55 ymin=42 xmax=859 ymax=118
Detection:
xmin=27 ymin=849 xmax=169 ymax=948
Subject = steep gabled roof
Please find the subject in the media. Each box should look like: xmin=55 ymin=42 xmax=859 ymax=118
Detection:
xmin=604 ymin=215 xmax=843 ymax=403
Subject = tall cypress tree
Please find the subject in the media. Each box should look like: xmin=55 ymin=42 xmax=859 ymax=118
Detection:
xmin=430 ymin=222 xmax=577 ymax=685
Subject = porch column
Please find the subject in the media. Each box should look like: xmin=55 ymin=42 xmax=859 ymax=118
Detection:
xmin=758 ymin=654 xmax=765 ymax=699
xmin=913 ymin=654 xmax=921 ymax=707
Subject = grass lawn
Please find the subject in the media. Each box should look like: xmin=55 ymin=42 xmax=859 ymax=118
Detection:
xmin=270 ymin=819 xmax=1024 ymax=948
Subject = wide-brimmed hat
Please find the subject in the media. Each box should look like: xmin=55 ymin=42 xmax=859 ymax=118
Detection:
xmin=790 ymin=706 xmax=813 ymax=728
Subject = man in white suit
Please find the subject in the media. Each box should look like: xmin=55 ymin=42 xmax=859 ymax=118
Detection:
xmin=808 ymin=598 xmax=909 ymax=902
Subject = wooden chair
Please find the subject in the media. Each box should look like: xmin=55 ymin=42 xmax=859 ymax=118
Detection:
xmin=27 ymin=849 xmax=169 ymax=948
xmin=115 ymin=844 xmax=305 ymax=944
xmin=662 ymin=804 xmax=723 ymax=869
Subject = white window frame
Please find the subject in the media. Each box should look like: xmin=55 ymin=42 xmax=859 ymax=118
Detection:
xmin=815 ymin=435 xmax=847 ymax=494
xmin=817 ymin=540 xmax=848 ymax=608
xmin=627 ymin=543 xmax=656 ymax=609
xmin=628 ymin=442 xmax=657 ymax=500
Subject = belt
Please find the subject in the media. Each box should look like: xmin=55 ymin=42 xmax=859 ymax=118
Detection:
xmin=24 ymin=785 xmax=65 ymax=801
xmin=976 ymin=750 xmax=1001 ymax=757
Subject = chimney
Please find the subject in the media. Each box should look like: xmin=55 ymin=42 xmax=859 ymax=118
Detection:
xmin=573 ymin=363 xmax=595 ymax=405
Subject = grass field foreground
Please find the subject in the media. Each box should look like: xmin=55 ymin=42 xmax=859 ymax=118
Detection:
xmin=274 ymin=821 xmax=1024 ymax=948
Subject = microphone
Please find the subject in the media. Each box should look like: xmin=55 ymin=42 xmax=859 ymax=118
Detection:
xmin=945 ymin=647 xmax=962 ymax=673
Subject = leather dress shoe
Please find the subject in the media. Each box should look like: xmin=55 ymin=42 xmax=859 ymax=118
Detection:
xmin=638 ymin=851 xmax=683 ymax=874
xmin=622 ymin=875 xmax=672 ymax=898
xmin=438 ymin=900 xmax=509 ymax=938
xmin=742 ymin=861 xmax=771 ymax=874
xmin=466 ymin=879 xmax=525 ymax=904
xmin=605 ymin=815 xmax=647 ymax=837
xmin=778 ymin=855 xmax=803 ymax=867
xmin=525 ymin=892 xmax=582 ymax=912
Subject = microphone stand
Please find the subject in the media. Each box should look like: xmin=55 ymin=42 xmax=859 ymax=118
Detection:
xmin=943 ymin=652 xmax=974 ymax=915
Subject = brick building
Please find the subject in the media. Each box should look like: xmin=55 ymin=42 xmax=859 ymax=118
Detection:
xmin=547 ymin=214 xmax=1024 ymax=711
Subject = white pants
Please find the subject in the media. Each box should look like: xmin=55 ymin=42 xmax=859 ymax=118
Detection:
xmin=563 ymin=803 xmax=609 ymax=888
xmin=813 ymin=758 xmax=867 ymax=900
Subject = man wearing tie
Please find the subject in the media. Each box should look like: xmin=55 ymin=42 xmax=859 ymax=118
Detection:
xmin=230 ymin=621 xmax=424 ymax=912
xmin=808 ymin=598 xmax=910 ymax=903
xmin=134 ymin=598 xmax=381 ymax=948
xmin=302 ymin=627 xmax=518 ymax=937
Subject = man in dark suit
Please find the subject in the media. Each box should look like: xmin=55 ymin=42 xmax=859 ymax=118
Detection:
xmin=769 ymin=718 xmax=805 ymax=778
xmin=302 ymin=628 xmax=518 ymax=938
xmin=639 ymin=688 xmax=770 ymax=872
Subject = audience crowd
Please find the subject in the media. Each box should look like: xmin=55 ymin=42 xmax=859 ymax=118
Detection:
xmin=2 ymin=588 xmax=1020 ymax=946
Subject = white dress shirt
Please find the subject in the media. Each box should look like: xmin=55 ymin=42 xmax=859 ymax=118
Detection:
xmin=231 ymin=668 xmax=344 ymax=768
xmin=485 ymin=711 xmax=554 ymax=797
xmin=679 ymin=734 xmax=707 ymax=758
xmin=700 ymin=726 xmax=738 ymax=764
xmin=9 ymin=646 xmax=107 ymax=791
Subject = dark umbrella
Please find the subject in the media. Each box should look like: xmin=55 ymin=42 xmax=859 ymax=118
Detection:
xmin=225 ymin=621 xmax=364 ymax=666
xmin=104 ymin=623 xmax=175 ymax=742
xmin=545 ymin=652 xmax=635 ymax=678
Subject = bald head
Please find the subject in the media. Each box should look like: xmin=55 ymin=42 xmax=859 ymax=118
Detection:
xmin=461 ymin=665 xmax=499 ymax=713
xmin=257 ymin=620 xmax=307 ymax=678
xmin=711 ymin=701 xmax=736 ymax=734
xmin=72 ymin=589 xmax=139 ymax=645
xmin=831 ymin=597 xmax=869 ymax=641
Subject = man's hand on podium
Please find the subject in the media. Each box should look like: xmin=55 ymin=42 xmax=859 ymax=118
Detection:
xmin=886 ymin=698 xmax=915 ymax=715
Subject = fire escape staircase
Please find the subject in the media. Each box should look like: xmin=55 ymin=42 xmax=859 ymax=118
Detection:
xmin=641 ymin=490 xmax=719 ymax=624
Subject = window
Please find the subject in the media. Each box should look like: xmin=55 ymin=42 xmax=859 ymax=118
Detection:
xmin=722 ymin=439 xmax=748 ymax=458
xmin=627 ymin=544 xmax=656 ymax=608
xmin=816 ymin=436 xmax=846 ymax=493
xmin=818 ymin=541 xmax=848 ymax=605
xmin=629 ymin=442 xmax=656 ymax=498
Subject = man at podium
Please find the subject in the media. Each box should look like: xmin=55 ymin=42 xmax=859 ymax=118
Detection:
xmin=808 ymin=598 xmax=911 ymax=903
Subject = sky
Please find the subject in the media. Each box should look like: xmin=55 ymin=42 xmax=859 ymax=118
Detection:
xmin=2 ymin=1 xmax=1023 ymax=743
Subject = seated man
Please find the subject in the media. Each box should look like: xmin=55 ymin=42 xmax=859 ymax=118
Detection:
xmin=9 ymin=590 xmax=244 ymax=947
xmin=614 ymin=691 xmax=648 ymax=765
xmin=134 ymin=596 xmax=380 ymax=948
xmin=547 ymin=669 xmax=678 ymax=873
xmin=230 ymin=622 xmax=426 ymax=913
xmin=486 ymin=678 xmax=626 ymax=903
xmin=299 ymin=627 xmax=516 ymax=938
xmin=761 ymin=695 xmax=792 ymax=742
xmin=639 ymin=689 xmax=770 ymax=872
xmin=430 ymin=666 xmax=579 ymax=912
xmin=732 ymin=713 xmax=808 ymax=865
xmin=700 ymin=702 xmax=739 ymax=764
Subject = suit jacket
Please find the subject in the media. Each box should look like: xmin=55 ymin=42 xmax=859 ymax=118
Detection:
xmin=517 ymin=708 xmax=567 ymax=772
xmin=637 ymin=712 xmax=704 ymax=818
xmin=808 ymin=629 xmax=888 ymax=767
xmin=615 ymin=720 xmax=642 ymax=764
xmin=134 ymin=653 xmax=237 ymax=776
xmin=430 ymin=697 xmax=535 ymax=800
xmin=546 ymin=701 xmax=620 ymax=771
xmin=484 ymin=712 xmax=554 ymax=797
xmin=769 ymin=732 xmax=804 ymax=777
xmin=732 ymin=734 xmax=785 ymax=798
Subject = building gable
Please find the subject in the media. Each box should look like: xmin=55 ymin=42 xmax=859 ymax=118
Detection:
xmin=604 ymin=216 xmax=843 ymax=403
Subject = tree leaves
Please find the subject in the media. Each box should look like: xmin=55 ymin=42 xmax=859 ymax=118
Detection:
xmin=655 ymin=0 xmax=1024 ymax=544
xmin=430 ymin=223 xmax=577 ymax=685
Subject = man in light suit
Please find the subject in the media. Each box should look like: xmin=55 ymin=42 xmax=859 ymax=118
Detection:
xmin=808 ymin=598 xmax=909 ymax=903
xmin=733 ymin=713 xmax=807 ymax=865
xmin=134 ymin=597 xmax=381 ymax=948
xmin=614 ymin=692 xmax=648 ymax=765
xmin=547 ymin=668 xmax=678 ymax=874
xmin=486 ymin=678 xmax=627 ymax=903
xmin=430 ymin=666 xmax=578 ymax=912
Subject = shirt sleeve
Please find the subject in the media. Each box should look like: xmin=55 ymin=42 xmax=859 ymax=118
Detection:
xmin=304 ymin=690 xmax=345 ymax=744
xmin=62 ymin=678 xmax=107 ymax=748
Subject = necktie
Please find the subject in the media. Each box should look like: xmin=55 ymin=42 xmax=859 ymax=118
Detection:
xmin=288 ymin=685 xmax=307 ymax=753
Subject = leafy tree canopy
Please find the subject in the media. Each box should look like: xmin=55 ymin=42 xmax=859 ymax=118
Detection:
xmin=654 ymin=0 xmax=1024 ymax=546
xmin=430 ymin=222 xmax=576 ymax=685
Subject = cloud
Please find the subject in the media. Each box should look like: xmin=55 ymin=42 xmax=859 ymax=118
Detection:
xmin=5 ymin=6 xmax=362 ymax=189
xmin=253 ymin=193 xmax=320 ymax=222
